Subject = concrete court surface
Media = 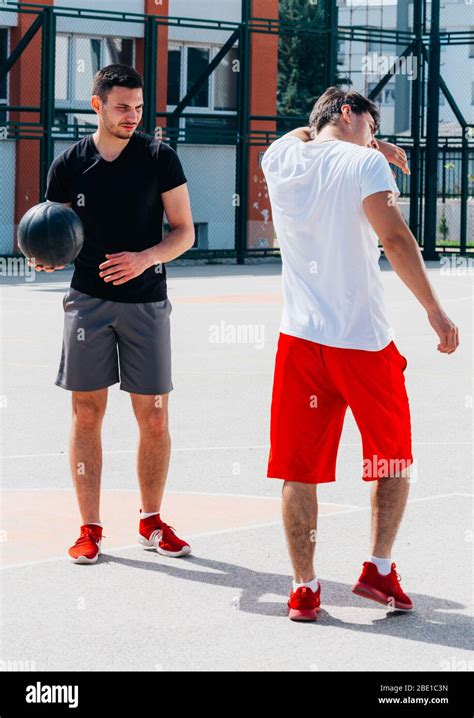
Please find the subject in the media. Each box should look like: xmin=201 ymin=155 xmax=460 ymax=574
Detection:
xmin=0 ymin=260 xmax=472 ymax=672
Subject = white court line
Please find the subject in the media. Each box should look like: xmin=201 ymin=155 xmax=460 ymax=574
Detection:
xmin=2 ymin=486 xmax=472 ymax=503
xmin=0 ymin=493 xmax=471 ymax=572
xmin=401 ymin=492 xmax=474 ymax=503
xmin=2 ymin=441 xmax=472 ymax=460
xmin=0 ymin=486 xmax=362 ymax=508
xmin=0 ymin=520 xmax=283 ymax=572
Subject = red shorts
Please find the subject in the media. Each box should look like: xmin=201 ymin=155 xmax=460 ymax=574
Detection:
xmin=267 ymin=332 xmax=413 ymax=483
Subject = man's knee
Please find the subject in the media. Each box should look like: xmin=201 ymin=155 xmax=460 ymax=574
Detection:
xmin=71 ymin=390 xmax=107 ymax=429
xmin=134 ymin=403 xmax=169 ymax=435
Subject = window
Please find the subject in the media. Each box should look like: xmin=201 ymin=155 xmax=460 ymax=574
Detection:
xmin=367 ymin=29 xmax=396 ymax=57
xmin=166 ymin=43 xmax=237 ymax=142
xmin=55 ymin=35 xmax=70 ymax=101
xmin=0 ymin=28 xmax=8 ymax=125
xmin=167 ymin=43 xmax=238 ymax=113
xmin=214 ymin=47 xmax=238 ymax=111
xmin=54 ymin=35 xmax=135 ymax=134
xmin=368 ymin=82 xmax=395 ymax=105
xmin=54 ymin=36 xmax=135 ymax=104
xmin=367 ymin=43 xmax=398 ymax=56
xmin=103 ymin=37 xmax=134 ymax=67
xmin=74 ymin=37 xmax=101 ymax=101
xmin=167 ymin=48 xmax=182 ymax=106
xmin=187 ymin=47 xmax=210 ymax=108
xmin=185 ymin=115 xmax=237 ymax=142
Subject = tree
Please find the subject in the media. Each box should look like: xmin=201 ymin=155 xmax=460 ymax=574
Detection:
xmin=277 ymin=0 xmax=349 ymax=130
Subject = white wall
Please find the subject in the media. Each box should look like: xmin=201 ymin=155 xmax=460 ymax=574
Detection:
xmin=169 ymin=0 xmax=241 ymax=23
xmin=0 ymin=8 xmax=17 ymax=27
xmin=56 ymin=0 xmax=145 ymax=38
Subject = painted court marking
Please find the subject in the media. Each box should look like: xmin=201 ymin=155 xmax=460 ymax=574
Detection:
xmin=0 ymin=491 xmax=469 ymax=571
xmin=2 ymin=440 xmax=471 ymax=460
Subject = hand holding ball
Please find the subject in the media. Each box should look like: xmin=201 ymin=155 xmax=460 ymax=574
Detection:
xmin=17 ymin=202 xmax=84 ymax=271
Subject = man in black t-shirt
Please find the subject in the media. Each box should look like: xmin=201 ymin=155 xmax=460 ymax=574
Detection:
xmin=44 ymin=114 xmax=188 ymax=303
xmin=34 ymin=64 xmax=195 ymax=562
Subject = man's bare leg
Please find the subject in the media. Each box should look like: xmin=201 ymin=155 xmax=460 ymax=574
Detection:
xmin=370 ymin=474 xmax=410 ymax=557
xmin=131 ymin=393 xmax=170 ymax=512
xmin=282 ymin=481 xmax=318 ymax=583
xmin=70 ymin=389 xmax=108 ymax=524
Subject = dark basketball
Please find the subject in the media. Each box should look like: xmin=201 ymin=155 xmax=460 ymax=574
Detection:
xmin=17 ymin=202 xmax=84 ymax=267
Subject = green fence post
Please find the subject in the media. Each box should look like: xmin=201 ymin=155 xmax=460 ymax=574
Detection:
xmin=324 ymin=0 xmax=338 ymax=88
xmin=423 ymin=0 xmax=441 ymax=260
xmin=235 ymin=0 xmax=250 ymax=265
xmin=144 ymin=15 xmax=157 ymax=137
xmin=460 ymin=130 xmax=468 ymax=255
xmin=39 ymin=6 xmax=55 ymax=201
xmin=409 ymin=0 xmax=422 ymax=241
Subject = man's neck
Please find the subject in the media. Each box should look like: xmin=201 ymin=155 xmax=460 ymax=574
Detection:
xmin=92 ymin=128 xmax=130 ymax=160
xmin=312 ymin=131 xmax=348 ymax=144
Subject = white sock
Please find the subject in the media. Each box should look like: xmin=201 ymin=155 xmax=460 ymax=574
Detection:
xmin=369 ymin=555 xmax=392 ymax=575
xmin=292 ymin=576 xmax=319 ymax=592
xmin=140 ymin=511 xmax=160 ymax=520
xmin=88 ymin=522 xmax=102 ymax=527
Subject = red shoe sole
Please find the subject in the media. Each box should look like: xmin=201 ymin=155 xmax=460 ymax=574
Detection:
xmin=288 ymin=607 xmax=320 ymax=622
xmin=68 ymin=540 xmax=101 ymax=564
xmin=352 ymin=582 xmax=413 ymax=611
xmin=69 ymin=553 xmax=99 ymax=564
xmin=138 ymin=534 xmax=191 ymax=557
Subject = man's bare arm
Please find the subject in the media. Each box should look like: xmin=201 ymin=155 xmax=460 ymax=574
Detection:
xmin=92 ymin=186 xmax=194 ymax=286
xmin=363 ymin=191 xmax=459 ymax=354
xmin=369 ymin=139 xmax=410 ymax=175
xmin=281 ymin=126 xmax=312 ymax=142
xmin=142 ymin=183 xmax=195 ymax=266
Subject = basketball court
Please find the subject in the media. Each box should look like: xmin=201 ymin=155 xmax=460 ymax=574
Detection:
xmin=1 ymin=261 xmax=472 ymax=671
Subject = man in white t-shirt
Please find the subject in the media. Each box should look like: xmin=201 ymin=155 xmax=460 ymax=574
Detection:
xmin=261 ymin=87 xmax=459 ymax=622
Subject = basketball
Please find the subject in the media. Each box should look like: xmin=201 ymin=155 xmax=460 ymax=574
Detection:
xmin=17 ymin=202 xmax=84 ymax=267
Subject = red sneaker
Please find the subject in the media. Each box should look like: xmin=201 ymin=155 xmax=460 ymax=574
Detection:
xmin=288 ymin=584 xmax=321 ymax=622
xmin=68 ymin=524 xmax=103 ymax=564
xmin=352 ymin=561 xmax=414 ymax=611
xmin=138 ymin=511 xmax=191 ymax=557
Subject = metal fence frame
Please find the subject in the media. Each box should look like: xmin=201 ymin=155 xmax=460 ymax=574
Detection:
xmin=1 ymin=0 xmax=473 ymax=263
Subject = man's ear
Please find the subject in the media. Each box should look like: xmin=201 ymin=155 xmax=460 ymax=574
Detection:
xmin=340 ymin=103 xmax=352 ymax=124
xmin=91 ymin=95 xmax=101 ymax=113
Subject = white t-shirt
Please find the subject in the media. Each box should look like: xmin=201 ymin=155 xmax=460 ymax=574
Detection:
xmin=261 ymin=136 xmax=400 ymax=351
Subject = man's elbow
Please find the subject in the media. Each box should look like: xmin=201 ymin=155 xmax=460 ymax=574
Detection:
xmin=183 ymin=224 xmax=195 ymax=250
xmin=380 ymin=229 xmax=415 ymax=253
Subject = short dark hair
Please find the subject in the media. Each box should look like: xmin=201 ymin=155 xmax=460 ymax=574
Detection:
xmin=92 ymin=64 xmax=143 ymax=103
xmin=308 ymin=87 xmax=380 ymax=138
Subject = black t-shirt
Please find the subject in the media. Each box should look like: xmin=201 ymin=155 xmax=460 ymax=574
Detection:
xmin=45 ymin=131 xmax=187 ymax=302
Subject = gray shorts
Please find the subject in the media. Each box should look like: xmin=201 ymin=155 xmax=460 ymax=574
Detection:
xmin=56 ymin=287 xmax=173 ymax=395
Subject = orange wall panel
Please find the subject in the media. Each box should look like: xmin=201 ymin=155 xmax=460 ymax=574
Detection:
xmin=248 ymin=0 xmax=279 ymax=250
xmin=11 ymin=0 xmax=54 ymax=245
xmin=136 ymin=0 xmax=169 ymax=134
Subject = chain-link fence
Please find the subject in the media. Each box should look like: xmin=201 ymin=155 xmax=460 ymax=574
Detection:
xmin=249 ymin=0 xmax=473 ymax=258
xmin=1 ymin=0 xmax=473 ymax=263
